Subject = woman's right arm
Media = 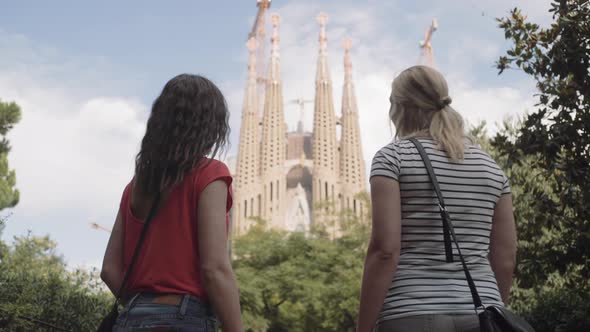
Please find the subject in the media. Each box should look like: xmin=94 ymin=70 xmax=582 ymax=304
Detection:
xmin=489 ymin=193 xmax=517 ymax=303
xmin=197 ymin=180 xmax=243 ymax=332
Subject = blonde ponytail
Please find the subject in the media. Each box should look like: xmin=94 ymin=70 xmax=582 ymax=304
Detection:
xmin=389 ymin=66 xmax=466 ymax=161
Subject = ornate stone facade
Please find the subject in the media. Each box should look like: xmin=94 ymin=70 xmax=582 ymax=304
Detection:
xmin=232 ymin=13 xmax=366 ymax=236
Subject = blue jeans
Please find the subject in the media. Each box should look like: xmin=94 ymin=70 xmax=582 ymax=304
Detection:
xmin=113 ymin=293 xmax=218 ymax=331
xmin=376 ymin=314 xmax=480 ymax=332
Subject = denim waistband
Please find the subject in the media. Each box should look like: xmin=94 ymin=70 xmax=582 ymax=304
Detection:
xmin=116 ymin=292 xmax=218 ymax=329
xmin=125 ymin=292 xmax=214 ymax=316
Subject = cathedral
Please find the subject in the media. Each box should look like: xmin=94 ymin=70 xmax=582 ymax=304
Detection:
xmin=232 ymin=13 xmax=366 ymax=236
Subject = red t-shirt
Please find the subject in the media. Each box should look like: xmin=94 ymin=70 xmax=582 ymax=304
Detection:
xmin=120 ymin=158 xmax=232 ymax=300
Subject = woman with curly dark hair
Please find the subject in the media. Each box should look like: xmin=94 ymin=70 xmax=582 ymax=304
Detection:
xmin=101 ymin=74 xmax=243 ymax=331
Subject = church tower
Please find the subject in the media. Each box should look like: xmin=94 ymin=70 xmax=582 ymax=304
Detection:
xmin=339 ymin=38 xmax=367 ymax=217
xmin=259 ymin=14 xmax=287 ymax=228
xmin=232 ymin=7 xmax=367 ymax=237
xmin=233 ymin=37 xmax=261 ymax=235
xmin=311 ymin=13 xmax=340 ymax=226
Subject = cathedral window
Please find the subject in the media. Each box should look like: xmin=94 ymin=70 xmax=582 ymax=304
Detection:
xmin=257 ymin=194 xmax=261 ymax=216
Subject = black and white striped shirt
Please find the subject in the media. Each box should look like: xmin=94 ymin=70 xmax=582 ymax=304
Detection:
xmin=370 ymin=138 xmax=510 ymax=322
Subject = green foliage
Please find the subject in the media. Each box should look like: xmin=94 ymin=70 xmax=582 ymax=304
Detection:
xmin=493 ymin=1 xmax=590 ymax=329
xmin=471 ymin=119 xmax=590 ymax=331
xmin=0 ymin=233 xmax=112 ymax=331
xmin=495 ymin=0 xmax=590 ymax=275
xmin=0 ymin=99 xmax=21 ymax=153
xmin=0 ymin=99 xmax=20 ymax=210
xmin=232 ymin=197 xmax=370 ymax=332
xmin=510 ymin=266 xmax=590 ymax=332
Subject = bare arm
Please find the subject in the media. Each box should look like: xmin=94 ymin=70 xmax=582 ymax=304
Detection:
xmin=198 ymin=180 xmax=243 ymax=332
xmin=357 ymin=176 xmax=402 ymax=332
xmin=101 ymin=209 xmax=125 ymax=297
xmin=489 ymin=194 xmax=517 ymax=303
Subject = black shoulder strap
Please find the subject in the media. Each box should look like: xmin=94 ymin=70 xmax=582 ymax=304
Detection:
xmin=408 ymin=138 xmax=454 ymax=263
xmin=113 ymin=191 xmax=161 ymax=305
xmin=408 ymin=138 xmax=484 ymax=309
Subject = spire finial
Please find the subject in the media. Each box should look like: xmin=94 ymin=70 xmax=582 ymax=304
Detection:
xmin=342 ymin=37 xmax=352 ymax=52
xmin=317 ymin=12 xmax=328 ymax=26
xmin=271 ymin=13 xmax=281 ymax=56
xmin=317 ymin=13 xmax=328 ymax=53
xmin=271 ymin=12 xmax=280 ymax=26
xmin=342 ymin=37 xmax=353 ymax=80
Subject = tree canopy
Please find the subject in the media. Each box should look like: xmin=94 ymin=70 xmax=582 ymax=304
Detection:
xmin=491 ymin=2 xmax=590 ymax=329
xmin=0 ymin=100 xmax=20 ymax=210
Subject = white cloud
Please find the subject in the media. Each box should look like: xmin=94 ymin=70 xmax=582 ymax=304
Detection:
xmin=4 ymin=91 xmax=146 ymax=215
xmin=0 ymin=31 xmax=147 ymax=266
xmin=451 ymin=82 xmax=536 ymax=133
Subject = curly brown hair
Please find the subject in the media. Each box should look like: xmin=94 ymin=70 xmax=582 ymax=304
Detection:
xmin=134 ymin=74 xmax=230 ymax=195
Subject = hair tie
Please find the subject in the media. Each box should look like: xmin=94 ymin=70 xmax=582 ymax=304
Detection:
xmin=438 ymin=96 xmax=452 ymax=110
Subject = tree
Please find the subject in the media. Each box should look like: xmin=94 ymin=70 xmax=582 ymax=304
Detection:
xmin=494 ymin=0 xmax=590 ymax=273
xmin=232 ymin=197 xmax=370 ymax=332
xmin=493 ymin=2 xmax=590 ymax=329
xmin=471 ymin=119 xmax=590 ymax=331
xmin=0 ymin=233 xmax=112 ymax=331
xmin=0 ymin=99 xmax=21 ymax=210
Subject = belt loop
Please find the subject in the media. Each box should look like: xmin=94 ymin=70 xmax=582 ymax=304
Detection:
xmin=122 ymin=292 xmax=142 ymax=326
xmin=128 ymin=292 xmax=142 ymax=308
xmin=178 ymin=294 xmax=190 ymax=318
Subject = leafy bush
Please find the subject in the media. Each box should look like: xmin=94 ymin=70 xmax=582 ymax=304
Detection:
xmin=0 ymin=233 xmax=112 ymax=331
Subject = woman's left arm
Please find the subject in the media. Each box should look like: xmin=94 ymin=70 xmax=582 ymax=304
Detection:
xmin=100 ymin=209 xmax=125 ymax=297
xmin=356 ymin=176 xmax=402 ymax=332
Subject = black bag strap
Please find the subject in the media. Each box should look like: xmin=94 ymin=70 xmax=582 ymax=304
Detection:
xmin=111 ymin=191 xmax=161 ymax=307
xmin=408 ymin=138 xmax=484 ymax=310
xmin=408 ymin=138 xmax=454 ymax=263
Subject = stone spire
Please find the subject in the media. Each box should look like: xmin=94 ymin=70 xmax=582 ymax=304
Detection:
xmin=260 ymin=13 xmax=287 ymax=226
xmin=312 ymin=13 xmax=340 ymax=226
xmin=315 ymin=13 xmax=331 ymax=82
xmin=234 ymin=37 xmax=262 ymax=235
xmin=339 ymin=38 xmax=367 ymax=216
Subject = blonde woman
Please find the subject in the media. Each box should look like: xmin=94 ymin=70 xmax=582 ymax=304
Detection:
xmin=357 ymin=66 xmax=517 ymax=332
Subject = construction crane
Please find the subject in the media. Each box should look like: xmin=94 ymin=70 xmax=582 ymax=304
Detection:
xmin=90 ymin=222 xmax=111 ymax=234
xmin=249 ymin=0 xmax=272 ymax=118
xmin=419 ymin=18 xmax=438 ymax=67
xmin=289 ymin=98 xmax=313 ymax=133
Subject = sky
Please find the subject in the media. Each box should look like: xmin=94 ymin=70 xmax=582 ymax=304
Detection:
xmin=0 ymin=0 xmax=553 ymax=269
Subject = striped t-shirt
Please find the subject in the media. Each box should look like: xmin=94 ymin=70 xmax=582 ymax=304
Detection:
xmin=370 ymin=138 xmax=510 ymax=322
